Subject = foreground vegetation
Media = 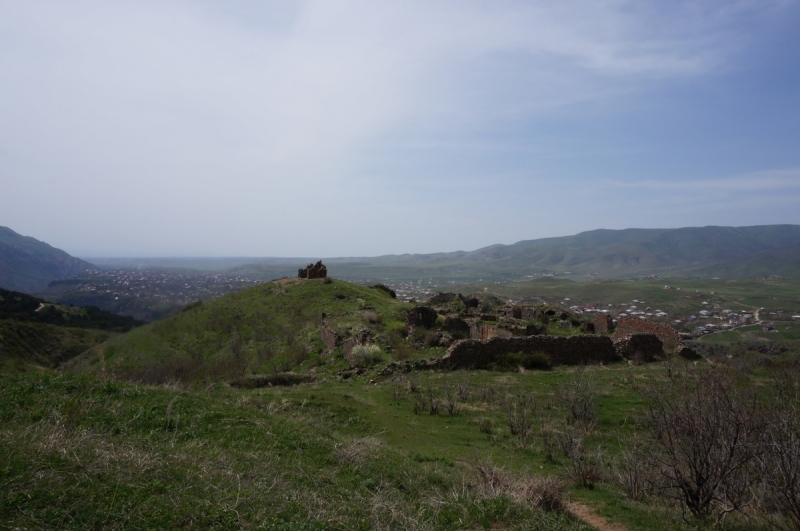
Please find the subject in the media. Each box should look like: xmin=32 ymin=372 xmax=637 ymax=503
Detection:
xmin=4 ymin=352 xmax=800 ymax=530
xmin=0 ymin=369 xmax=592 ymax=531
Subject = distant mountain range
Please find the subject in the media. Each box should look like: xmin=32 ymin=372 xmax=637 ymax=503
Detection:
xmin=0 ymin=227 xmax=95 ymax=293
xmin=310 ymin=224 xmax=800 ymax=282
xmin=3 ymin=225 xmax=800 ymax=297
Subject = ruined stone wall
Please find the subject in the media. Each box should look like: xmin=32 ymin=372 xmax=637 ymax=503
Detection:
xmin=469 ymin=321 xmax=529 ymax=340
xmin=440 ymin=335 xmax=618 ymax=369
xmin=613 ymin=333 xmax=663 ymax=362
xmin=321 ymin=327 xmax=340 ymax=351
xmin=406 ymin=306 xmax=438 ymax=328
xmin=594 ymin=314 xmax=613 ymax=335
xmin=498 ymin=305 xmax=538 ymax=320
xmin=613 ymin=316 xmax=681 ymax=347
xmin=298 ymin=260 xmax=328 ymax=279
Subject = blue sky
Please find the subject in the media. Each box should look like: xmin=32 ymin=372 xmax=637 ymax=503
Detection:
xmin=1 ymin=0 xmax=799 ymax=257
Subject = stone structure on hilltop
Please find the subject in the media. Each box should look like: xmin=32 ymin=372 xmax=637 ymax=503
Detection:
xmin=298 ymin=260 xmax=328 ymax=279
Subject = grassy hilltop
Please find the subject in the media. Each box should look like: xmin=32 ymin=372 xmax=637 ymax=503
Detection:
xmin=67 ymin=278 xmax=417 ymax=384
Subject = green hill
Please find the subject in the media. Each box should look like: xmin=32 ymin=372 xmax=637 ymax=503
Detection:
xmin=68 ymin=278 xmax=415 ymax=384
xmin=0 ymin=226 xmax=95 ymax=293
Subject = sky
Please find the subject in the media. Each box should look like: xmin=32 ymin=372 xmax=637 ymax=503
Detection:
xmin=1 ymin=0 xmax=800 ymax=258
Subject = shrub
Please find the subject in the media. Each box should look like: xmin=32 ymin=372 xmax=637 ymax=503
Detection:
xmin=503 ymin=392 xmax=538 ymax=446
xmin=565 ymin=444 xmax=604 ymax=490
xmin=424 ymin=330 xmax=440 ymax=347
xmin=643 ymin=367 xmax=764 ymax=522
xmin=556 ymin=369 xmax=600 ymax=430
xmin=363 ymin=311 xmax=382 ymax=324
xmin=523 ymin=476 xmax=568 ymax=512
xmin=610 ymin=445 xmax=652 ymax=501
xmin=323 ymin=277 xmax=333 ymax=284
xmin=349 ymin=344 xmax=384 ymax=368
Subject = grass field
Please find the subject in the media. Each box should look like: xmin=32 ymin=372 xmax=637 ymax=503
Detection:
xmin=2 ymin=356 xmax=790 ymax=530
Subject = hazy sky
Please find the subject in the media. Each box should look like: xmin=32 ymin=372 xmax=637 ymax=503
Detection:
xmin=2 ymin=1 xmax=800 ymax=257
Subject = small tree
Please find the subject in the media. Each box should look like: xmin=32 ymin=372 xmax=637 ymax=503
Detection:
xmin=644 ymin=367 xmax=764 ymax=524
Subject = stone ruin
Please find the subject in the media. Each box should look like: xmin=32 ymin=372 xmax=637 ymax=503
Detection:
xmin=593 ymin=314 xmax=613 ymax=334
xmin=321 ymin=326 xmax=372 ymax=361
xmin=390 ymin=292 xmax=698 ymax=370
xmin=298 ymin=260 xmax=328 ymax=280
xmin=612 ymin=315 xmax=681 ymax=347
xmin=613 ymin=333 xmax=664 ymax=363
xmin=439 ymin=335 xmax=619 ymax=369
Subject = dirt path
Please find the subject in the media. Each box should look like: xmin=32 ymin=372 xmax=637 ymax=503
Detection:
xmin=568 ymin=502 xmax=630 ymax=531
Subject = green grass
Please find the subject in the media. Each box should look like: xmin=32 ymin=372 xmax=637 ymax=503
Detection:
xmin=0 ymin=320 xmax=114 ymax=370
xmin=0 ymin=369 xmax=594 ymax=531
xmin=3 ymin=355 xmax=786 ymax=530
xmin=64 ymin=278 xmax=424 ymax=385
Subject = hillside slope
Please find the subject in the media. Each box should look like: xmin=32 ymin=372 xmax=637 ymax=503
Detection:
xmin=0 ymin=226 xmax=95 ymax=293
xmin=68 ymin=278 xmax=412 ymax=384
xmin=0 ymin=287 xmax=144 ymax=369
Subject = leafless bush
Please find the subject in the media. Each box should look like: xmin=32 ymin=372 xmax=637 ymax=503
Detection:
xmin=334 ymin=436 xmax=381 ymax=468
xmin=407 ymin=375 xmax=421 ymax=394
xmin=758 ymin=397 xmax=800 ymax=530
xmin=522 ymin=476 xmax=569 ymax=512
xmin=556 ymin=368 xmax=600 ymax=430
xmin=540 ymin=424 xmax=559 ymax=463
xmin=503 ymin=391 xmax=538 ymax=447
xmin=479 ymin=418 xmax=495 ymax=435
xmin=456 ymin=372 xmax=471 ymax=401
xmin=466 ymin=458 xmax=570 ymax=513
xmin=426 ymin=388 xmax=440 ymax=415
xmin=467 ymin=458 xmax=510 ymax=496
xmin=644 ymin=367 xmax=765 ymax=524
xmin=565 ymin=444 xmax=604 ymax=490
xmin=443 ymin=384 xmax=460 ymax=416
xmin=390 ymin=378 xmax=407 ymax=400
xmin=476 ymin=384 xmax=498 ymax=404
xmin=611 ymin=444 xmax=653 ymax=501
xmin=555 ymin=429 xmax=582 ymax=460
xmin=413 ymin=388 xmax=440 ymax=415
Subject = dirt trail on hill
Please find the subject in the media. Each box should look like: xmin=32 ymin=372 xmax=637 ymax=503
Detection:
xmin=568 ymin=502 xmax=630 ymax=531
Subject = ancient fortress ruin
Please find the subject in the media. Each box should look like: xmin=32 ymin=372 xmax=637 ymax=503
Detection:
xmin=419 ymin=293 xmax=694 ymax=368
xmin=298 ymin=261 xmax=328 ymax=280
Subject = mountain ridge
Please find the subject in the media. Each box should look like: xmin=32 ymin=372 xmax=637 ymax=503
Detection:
xmin=0 ymin=226 xmax=96 ymax=293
